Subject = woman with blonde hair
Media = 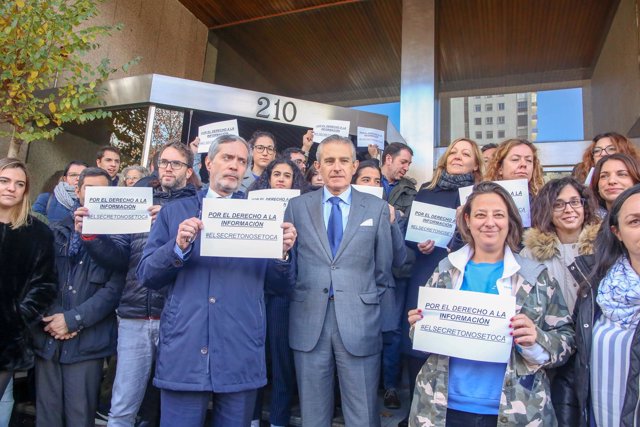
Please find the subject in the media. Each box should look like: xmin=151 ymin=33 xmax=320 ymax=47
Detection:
xmin=485 ymin=138 xmax=544 ymax=197
xmin=0 ymin=158 xmax=57 ymax=400
xmin=400 ymin=138 xmax=483 ymax=423
xmin=573 ymin=132 xmax=639 ymax=183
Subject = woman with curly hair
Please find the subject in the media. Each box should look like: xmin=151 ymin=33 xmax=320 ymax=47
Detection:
xmin=485 ymin=138 xmax=544 ymax=197
xmin=573 ymin=132 xmax=639 ymax=183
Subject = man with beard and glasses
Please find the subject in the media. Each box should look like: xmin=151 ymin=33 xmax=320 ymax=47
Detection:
xmin=74 ymin=141 xmax=198 ymax=426
xmin=137 ymin=135 xmax=297 ymax=427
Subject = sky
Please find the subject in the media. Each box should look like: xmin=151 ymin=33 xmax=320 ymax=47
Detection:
xmin=352 ymin=87 xmax=584 ymax=143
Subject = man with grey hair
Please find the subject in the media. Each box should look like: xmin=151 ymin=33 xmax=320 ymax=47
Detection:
xmin=137 ymin=134 xmax=297 ymax=426
xmin=285 ymin=135 xmax=392 ymax=426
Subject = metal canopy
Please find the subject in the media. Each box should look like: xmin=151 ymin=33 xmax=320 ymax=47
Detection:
xmin=98 ymin=74 xmax=404 ymax=143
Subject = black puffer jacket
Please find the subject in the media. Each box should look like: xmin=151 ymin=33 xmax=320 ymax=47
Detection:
xmin=83 ymin=184 xmax=197 ymax=319
xmin=553 ymin=254 xmax=640 ymax=426
xmin=0 ymin=217 xmax=57 ymax=371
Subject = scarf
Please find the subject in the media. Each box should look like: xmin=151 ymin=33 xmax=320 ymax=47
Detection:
xmin=437 ymin=171 xmax=475 ymax=191
xmin=67 ymin=200 xmax=83 ymax=260
xmin=53 ymin=181 xmax=78 ymax=211
xmin=597 ymin=256 xmax=640 ymax=329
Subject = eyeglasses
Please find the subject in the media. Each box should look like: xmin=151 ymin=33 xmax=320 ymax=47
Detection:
xmin=66 ymin=173 xmax=81 ymax=178
xmin=552 ymin=198 xmax=585 ymax=212
xmin=292 ymin=159 xmax=305 ymax=165
xmin=592 ymin=145 xmax=617 ymax=156
xmin=158 ymin=159 xmax=189 ymax=170
xmin=254 ymin=145 xmax=275 ymax=155
xmin=124 ymin=176 xmax=139 ymax=181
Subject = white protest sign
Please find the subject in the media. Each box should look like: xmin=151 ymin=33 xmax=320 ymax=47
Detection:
xmin=83 ymin=187 xmax=153 ymax=234
xmin=197 ymin=119 xmax=239 ymax=153
xmin=458 ymin=179 xmax=531 ymax=227
xmin=352 ymin=184 xmax=383 ymax=199
xmin=584 ymin=167 xmax=594 ymax=186
xmin=200 ymin=199 xmax=284 ymax=258
xmin=357 ymin=126 xmax=385 ymax=150
xmin=405 ymin=201 xmax=457 ymax=248
xmin=313 ymin=120 xmax=350 ymax=143
xmin=248 ymin=188 xmax=300 ymax=210
xmin=413 ymin=287 xmax=515 ymax=363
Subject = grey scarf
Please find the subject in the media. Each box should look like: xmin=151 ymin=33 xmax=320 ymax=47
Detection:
xmin=53 ymin=181 xmax=77 ymax=211
xmin=437 ymin=171 xmax=475 ymax=190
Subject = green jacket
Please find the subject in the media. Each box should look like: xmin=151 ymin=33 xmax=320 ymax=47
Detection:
xmin=409 ymin=245 xmax=575 ymax=427
xmin=386 ymin=176 xmax=417 ymax=214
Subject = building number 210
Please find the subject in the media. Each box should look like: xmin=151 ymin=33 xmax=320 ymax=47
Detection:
xmin=256 ymin=96 xmax=297 ymax=123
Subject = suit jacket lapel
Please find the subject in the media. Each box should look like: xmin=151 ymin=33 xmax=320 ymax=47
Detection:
xmin=335 ymin=189 xmax=367 ymax=260
xmin=305 ymin=190 xmax=333 ymax=260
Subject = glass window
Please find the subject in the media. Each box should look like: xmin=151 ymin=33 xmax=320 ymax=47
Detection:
xmin=498 ymin=116 xmax=505 ymax=124
xmin=487 ymin=131 xmax=493 ymax=139
xmin=475 ymin=131 xmax=482 ymax=139
xmin=498 ymin=103 xmax=505 ymax=110
xmin=517 ymin=115 xmax=528 ymax=127
xmin=486 ymin=117 xmax=493 ymax=125
xmin=474 ymin=117 xmax=481 ymax=125
xmin=474 ymin=104 xmax=481 ymax=112
xmin=485 ymin=104 xmax=493 ymax=112
xmin=498 ymin=130 xmax=505 ymax=138
xmin=517 ymin=101 xmax=528 ymax=112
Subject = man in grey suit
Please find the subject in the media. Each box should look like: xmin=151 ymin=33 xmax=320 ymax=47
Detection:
xmin=285 ymin=135 xmax=392 ymax=427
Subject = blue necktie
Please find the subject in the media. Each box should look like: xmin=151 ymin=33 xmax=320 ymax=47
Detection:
xmin=327 ymin=196 xmax=343 ymax=258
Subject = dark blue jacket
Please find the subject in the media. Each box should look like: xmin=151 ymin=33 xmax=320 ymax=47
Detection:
xmin=33 ymin=216 xmax=125 ymax=364
xmin=402 ymin=185 xmax=460 ymax=356
xmin=137 ymin=189 xmax=292 ymax=393
xmin=32 ymin=192 xmax=73 ymax=224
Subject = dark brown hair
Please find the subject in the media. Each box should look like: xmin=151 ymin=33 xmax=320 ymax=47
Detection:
xmin=457 ymin=181 xmax=523 ymax=252
xmin=589 ymin=153 xmax=640 ymax=209
xmin=531 ymin=177 xmax=599 ymax=234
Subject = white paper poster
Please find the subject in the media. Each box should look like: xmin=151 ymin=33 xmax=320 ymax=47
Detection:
xmin=357 ymin=127 xmax=385 ymax=150
xmin=82 ymin=187 xmax=153 ymax=234
xmin=405 ymin=201 xmax=457 ymax=248
xmin=200 ymin=199 xmax=284 ymax=258
xmin=352 ymin=184 xmax=383 ymax=199
xmin=584 ymin=167 xmax=595 ymax=186
xmin=247 ymin=188 xmax=300 ymax=210
xmin=312 ymin=120 xmax=350 ymax=143
xmin=197 ymin=119 xmax=239 ymax=153
xmin=458 ymin=179 xmax=531 ymax=227
xmin=413 ymin=287 xmax=516 ymax=363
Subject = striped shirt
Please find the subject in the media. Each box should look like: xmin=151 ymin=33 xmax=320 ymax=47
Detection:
xmin=590 ymin=315 xmax=635 ymax=427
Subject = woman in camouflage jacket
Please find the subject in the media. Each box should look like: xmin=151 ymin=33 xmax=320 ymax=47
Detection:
xmin=407 ymin=182 xmax=575 ymax=426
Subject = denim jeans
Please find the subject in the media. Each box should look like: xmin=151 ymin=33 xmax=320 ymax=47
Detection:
xmin=0 ymin=378 xmax=13 ymax=427
xmin=108 ymin=318 xmax=160 ymax=427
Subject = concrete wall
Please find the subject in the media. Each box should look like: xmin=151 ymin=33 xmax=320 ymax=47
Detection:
xmin=27 ymin=133 xmax=100 ymax=202
xmin=590 ymin=0 xmax=640 ymax=136
xmin=85 ymin=0 xmax=208 ymax=81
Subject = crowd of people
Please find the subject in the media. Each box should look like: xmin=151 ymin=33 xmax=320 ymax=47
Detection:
xmin=1 ymin=129 xmax=639 ymax=427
